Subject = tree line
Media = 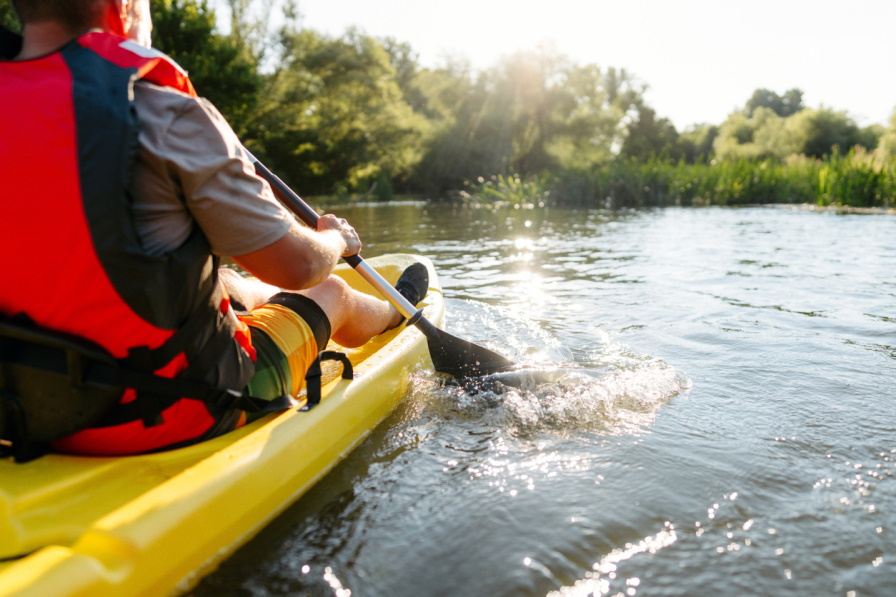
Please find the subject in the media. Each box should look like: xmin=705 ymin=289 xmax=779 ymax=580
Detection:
xmin=3 ymin=0 xmax=895 ymax=203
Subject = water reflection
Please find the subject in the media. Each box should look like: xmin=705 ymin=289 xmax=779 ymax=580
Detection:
xmin=547 ymin=523 xmax=678 ymax=597
xmin=194 ymin=205 xmax=896 ymax=597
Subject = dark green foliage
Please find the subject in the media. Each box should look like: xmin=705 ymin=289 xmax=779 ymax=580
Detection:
xmin=745 ymin=88 xmax=805 ymax=118
xmin=410 ymin=52 xmax=644 ymax=195
xmin=878 ymin=112 xmax=896 ymax=158
xmin=620 ymin=105 xmax=681 ymax=161
xmin=678 ymin=124 xmax=719 ymax=163
xmin=787 ymin=108 xmax=864 ymax=158
xmin=381 ymin=37 xmax=430 ymax=116
xmin=1 ymin=0 xmax=19 ymax=33
xmin=150 ymin=0 xmax=261 ymax=136
xmin=246 ymin=27 xmax=429 ymax=196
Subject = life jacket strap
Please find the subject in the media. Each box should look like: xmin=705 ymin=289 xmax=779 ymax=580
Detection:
xmin=85 ymin=365 xmax=299 ymax=428
xmin=0 ymin=314 xmax=297 ymax=461
xmin=123 ymin=281 xmax=230 ymax=374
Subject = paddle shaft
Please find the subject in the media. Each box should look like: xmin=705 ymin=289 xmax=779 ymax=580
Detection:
xmin=251 ymin=159 xmax=418 ymax=321
xmin=247 ymin=153 xmax=518 ymax=378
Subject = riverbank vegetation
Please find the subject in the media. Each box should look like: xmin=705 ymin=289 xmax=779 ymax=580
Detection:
xmin=463 ymin=149 xmax=896 ymax=209
xmin=3 ymin=0 xmax=894 ymax=208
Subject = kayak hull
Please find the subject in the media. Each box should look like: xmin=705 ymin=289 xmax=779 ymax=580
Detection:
xmin=0 ymin=254 xmax=443 ymax=597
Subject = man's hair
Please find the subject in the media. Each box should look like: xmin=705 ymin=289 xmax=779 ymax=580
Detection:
xmin=10 ymin=0 xmax=105 ymax=31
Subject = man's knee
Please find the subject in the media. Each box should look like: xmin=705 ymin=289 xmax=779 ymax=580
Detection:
xmin=310 ymin=274 xmax=354 ymax=304
xmin=298 ymin=275 xmax=353 ymax=326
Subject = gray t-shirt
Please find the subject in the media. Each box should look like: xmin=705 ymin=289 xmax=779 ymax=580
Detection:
xmin=132 ymin=81 xmax=292 ymax=257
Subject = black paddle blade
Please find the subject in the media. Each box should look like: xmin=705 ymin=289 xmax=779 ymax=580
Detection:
xmin=413 ymin=317 xmax=516 ymax=378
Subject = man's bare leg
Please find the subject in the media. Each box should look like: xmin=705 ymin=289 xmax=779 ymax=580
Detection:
xmin=219 ymin=268 xmax=401 ymax=347
xmin=219 ymin=268 xmax=280 ymax=311
xmin=299 ymin=276 xmax=401 ymax=347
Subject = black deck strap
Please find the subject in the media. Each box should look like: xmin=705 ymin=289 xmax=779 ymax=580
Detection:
xmin=135 ymin=392 xmax=168 ymax=428
xmin=93 ymin=387 xmax=298 ymax=429
xmin=301 ymin=351 xmax=354 ymax=411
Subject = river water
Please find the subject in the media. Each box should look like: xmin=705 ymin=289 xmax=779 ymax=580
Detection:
xmin=194 ymin=204 xmax=896 ymax=596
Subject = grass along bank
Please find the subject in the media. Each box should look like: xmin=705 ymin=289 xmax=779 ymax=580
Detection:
xmin=460 ymin=150 xmax=896 ymax=209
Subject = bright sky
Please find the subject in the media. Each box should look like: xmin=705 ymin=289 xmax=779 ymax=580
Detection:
xmin=217 ymin=0 xmax=896 ymax=131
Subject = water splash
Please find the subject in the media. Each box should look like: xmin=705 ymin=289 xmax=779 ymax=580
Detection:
xmin=420 ymin=297 xmax=692 ymax=439
xmin=415 ymin=358 xmax=689 ymax=440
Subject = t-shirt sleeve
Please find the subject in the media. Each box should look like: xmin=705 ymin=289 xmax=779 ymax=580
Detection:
xmin=139 ymin=85 xmax=293 ymax=257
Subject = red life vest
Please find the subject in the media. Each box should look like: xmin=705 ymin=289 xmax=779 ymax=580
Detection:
xmin=0 ymin=31 xmax=255 ymax=455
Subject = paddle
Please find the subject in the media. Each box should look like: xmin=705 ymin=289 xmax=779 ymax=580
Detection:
xmin=249 ymin=157 xmax=517 ymax=379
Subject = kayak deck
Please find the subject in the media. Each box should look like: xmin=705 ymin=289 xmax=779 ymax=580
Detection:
xmin=0 ymin=254 xmax=443 ymax=597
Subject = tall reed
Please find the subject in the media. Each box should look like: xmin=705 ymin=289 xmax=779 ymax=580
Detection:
xmin=465 ymin=150 xmax=896 ymax=209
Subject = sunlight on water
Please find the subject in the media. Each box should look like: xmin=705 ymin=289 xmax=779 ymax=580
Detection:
xmin=512 ymin=235 xmax=537 ymax=262
xmin=547 ymin=523 xmax=678 ymax=597
xmin=447 ymin=298 xmax=575 ymax=365
xmin=322 ymin=566 xmax=352 ymax=597
xmin=195 ymin=206 xmax=896 ymax=597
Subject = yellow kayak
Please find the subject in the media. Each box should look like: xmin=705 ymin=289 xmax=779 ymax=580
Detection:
xmin=0 ymin=253 xmax=442 ymax=597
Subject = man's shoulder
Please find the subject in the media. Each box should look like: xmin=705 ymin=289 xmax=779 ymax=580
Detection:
xmin=134 ymin=81 xmax=226 ymax=127
xmin=134 ymin=80 xmax=197 ymax=108
xmin=133 ymin=81 xmax=222 ymax=140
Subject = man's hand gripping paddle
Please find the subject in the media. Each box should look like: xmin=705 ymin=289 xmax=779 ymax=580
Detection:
xmin=249 ymin=157 xmax=517 ymax=379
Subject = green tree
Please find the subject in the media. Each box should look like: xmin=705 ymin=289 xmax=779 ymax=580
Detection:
xmin=410 ymin=49 xmax=643 ymax=193
xmin=856 ymin=123 xmax=882 ymax=152
xmin=714 ymin=112 xmax=758 ymax=159
xmin=251 ymin=27 xmax=428 ymax=195
xmin=716 ymin=95 xmax=876 ymax=161
xmin=784 ymin=107 xmax=863 ymax=157
xmin=620 ymin=104 xmax=680 ymax=160
xmin=222 ymin=0 xmax=280 ymax=64
xmin=546 ymin=63 xmax=642 ymax=169
xmin=875 ymin=109 xmax=896 ymax=159
xmin=745 ymin=88 xmax=804 ymax=118
xmin=1 ymin=0 xmax=19 ymax=33
xmin=751 ymin=107 xmax=800 ymax=157
xmin=405 ymin=58 xmax=490 ymax=194
xmin=492 ymin=48 xmax=562 ymax=173
xmin=677 ymin=124 xmax=718 ymax=163
xmin=381 ymin=37 xmax=431 ymax=116
xmin=150 ymin=0 xmax=261 ymax=135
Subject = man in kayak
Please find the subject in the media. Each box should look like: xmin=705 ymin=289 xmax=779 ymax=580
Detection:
xmin=0 ymin=0 xmax=428 ymax=456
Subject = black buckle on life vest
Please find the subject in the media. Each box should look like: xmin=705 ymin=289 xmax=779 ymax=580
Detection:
xmin=301 ymin=351 xmax=354 ymax=411
xmin=0 ymin=392 xmax=45 ymax=463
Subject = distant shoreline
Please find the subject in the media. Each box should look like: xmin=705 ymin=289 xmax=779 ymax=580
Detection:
xmin=764 ymin=203 xmax=896 ymax=216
